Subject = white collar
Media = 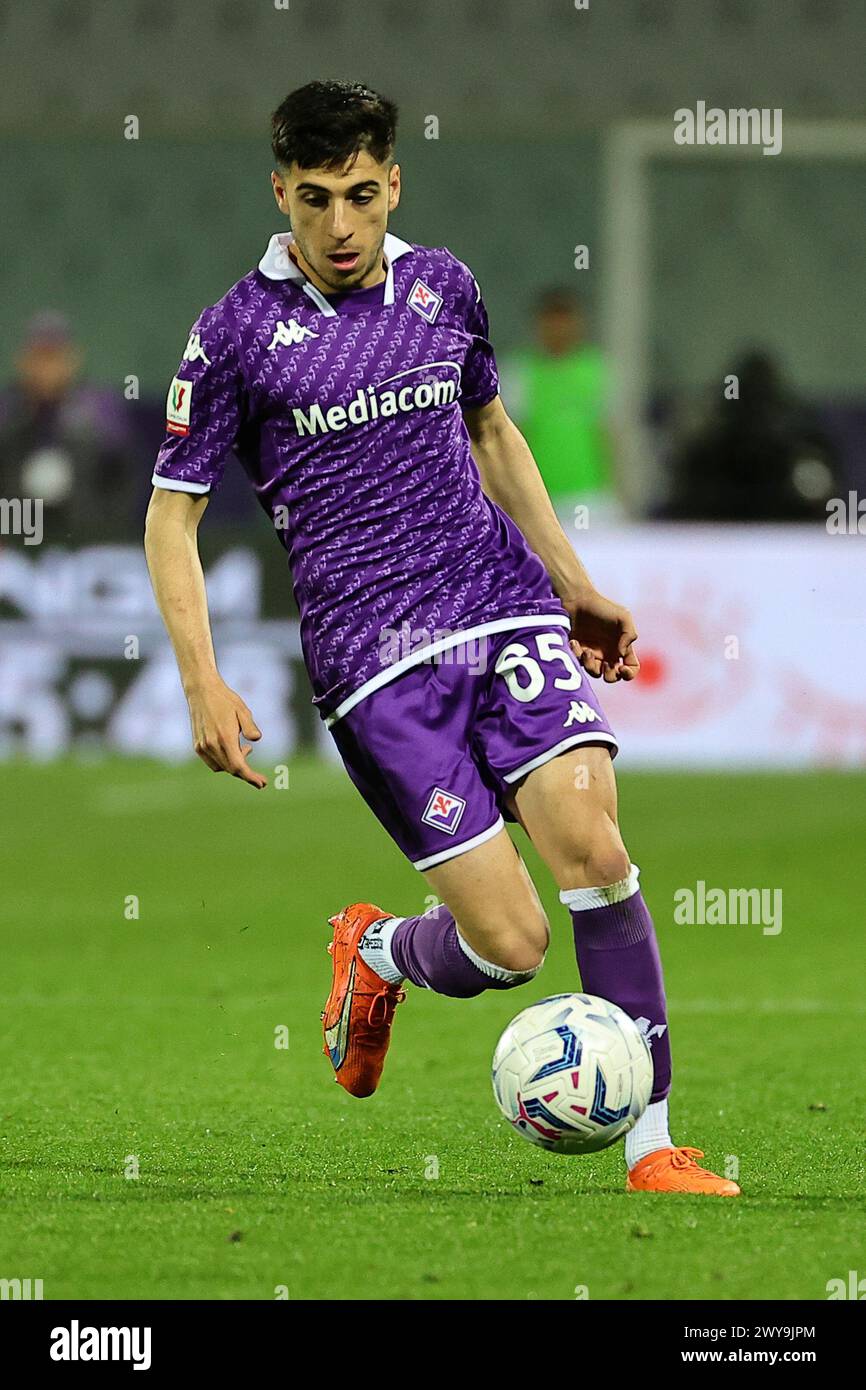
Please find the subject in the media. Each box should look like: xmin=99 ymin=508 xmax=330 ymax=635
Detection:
xmin=257 ymin=229 xmax=414 ymax=316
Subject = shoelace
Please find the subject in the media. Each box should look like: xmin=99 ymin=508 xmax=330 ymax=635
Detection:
xmin=366 ymin=986 xmax=407 ymax=1027
xmin=327 ymin=910 xmax=405 ymax=1027
xmin=670 ymin=1146 xmax=705 ymax=1169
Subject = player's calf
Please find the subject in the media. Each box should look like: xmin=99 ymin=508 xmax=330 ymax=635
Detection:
xmin=358 ymin=902 xmax=545 ymax=997
xmin=561 ymin=860 xmax=671 ymax=1103
xmin=416 ymin=826 xmax=550 ymax=988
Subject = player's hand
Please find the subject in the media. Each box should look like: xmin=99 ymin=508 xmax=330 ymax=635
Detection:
xmin=186 ymin=675 xmax=267 ymax=788
xmin=565 ymin=588 xmax=639 ymax=684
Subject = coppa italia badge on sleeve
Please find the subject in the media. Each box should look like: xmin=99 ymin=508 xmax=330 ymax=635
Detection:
xmin=166 ymin=377 xmax=192 ymax=436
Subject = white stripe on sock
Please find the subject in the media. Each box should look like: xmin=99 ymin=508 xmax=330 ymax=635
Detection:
xmin=456 ymin=928 xmax=542 ymax=983
xmin=625 ymin=1097 xmax=673 ymax=1169
xmin=559 ymin=862 xmax=641 ymax=912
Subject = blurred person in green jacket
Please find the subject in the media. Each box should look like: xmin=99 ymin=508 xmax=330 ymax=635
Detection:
xmin=500 ymin=288 xmax=621 ymax=528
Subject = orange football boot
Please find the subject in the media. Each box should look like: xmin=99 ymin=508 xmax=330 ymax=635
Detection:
xmin=626 ymin=1146 xmax=741 ymax=1196
xmin=321 ymin=903 xmax=406 ymax=1098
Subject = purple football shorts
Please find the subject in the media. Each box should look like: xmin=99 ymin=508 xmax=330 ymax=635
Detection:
xmin=327 ymin=623 xmax=618 ymax=871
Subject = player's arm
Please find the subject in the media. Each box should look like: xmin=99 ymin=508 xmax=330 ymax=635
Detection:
xmin=144 ymin=488 xmax=266 ymax=787
xmin=146 ymin=305 xmax=266 ymax=785
xmin=463 ymin=393 xmax=638 ymax=682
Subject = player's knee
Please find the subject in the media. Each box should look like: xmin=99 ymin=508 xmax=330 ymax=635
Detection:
xmin=454 ymin=890 xmax=548 ymax=981
xmin=493 ymin=908 xmax=549 ymax=976
xmin=499 ymin=943 xmax=546 ymax=976
xmin=561 ymin=821 xmax=631 ymax=889
xmin=590 ymin=842 xmax=631 ymax=888
xmin=489 ymin=947 xmax=545 ymax=987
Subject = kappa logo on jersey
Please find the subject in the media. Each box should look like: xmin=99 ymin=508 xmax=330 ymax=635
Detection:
xmin=165 ymin=376 xmax=192 ymax=436
xmin=267 ymin=318 xmax=320 ymax=350
xmin=563 ymin=699 xmax=600 ymax=726
xmin=421 ymin=787 xmax=466 ymax=836
xmin=407 ymin=278 xmax=443 ymax=325
xmin=182 ymin=332 xmax=211 ymax=366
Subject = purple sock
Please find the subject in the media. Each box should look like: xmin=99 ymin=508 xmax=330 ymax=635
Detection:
xmin=388 ymin=905 xmax=532 ymax=998
xmin=561 ymin=869 xmax=672 ymax=1102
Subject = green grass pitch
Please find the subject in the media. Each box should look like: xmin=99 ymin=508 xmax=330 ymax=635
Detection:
xmin=0 ymin=757 xmax=863 ymax=1301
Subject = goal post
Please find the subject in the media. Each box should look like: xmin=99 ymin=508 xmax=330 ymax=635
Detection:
xmin=600 ymin=118 xmax=866 ymax=514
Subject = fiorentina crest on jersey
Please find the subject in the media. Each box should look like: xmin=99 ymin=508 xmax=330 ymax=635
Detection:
xmin=422 ymin=787 xmax=466 ymax=835
xmin=407 ymin=277 xmax=443 ymax=325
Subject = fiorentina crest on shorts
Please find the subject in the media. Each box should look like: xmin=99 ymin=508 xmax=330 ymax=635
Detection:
xmin=407 ymin=278 xmax=443 ymax=324
xmin=422 ymin=787 xmax=466 ymax=835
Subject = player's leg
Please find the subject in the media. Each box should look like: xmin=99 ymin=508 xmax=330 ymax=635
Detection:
xmin=505 ymin=744 xmax=739 ymax=1195
xmin=324 ymin=828 xmax=546 ymax=1097
xmin=364 ymin=822 xmax=549 ymax=996
xmin=321 ymin=653 xmax=549 ymax=1098
xmin=504 ymin=743 xmax=670 ymax=1098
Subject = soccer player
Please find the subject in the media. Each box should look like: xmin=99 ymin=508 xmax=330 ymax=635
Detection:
xmin=144 ymin=81 xmax=739 ymax=1197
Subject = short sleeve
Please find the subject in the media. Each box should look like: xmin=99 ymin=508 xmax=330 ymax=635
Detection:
xmin=460 ymin=272 xmax=500 ymax=410
xmin=152 ymin=304 xmax=245 ymax=495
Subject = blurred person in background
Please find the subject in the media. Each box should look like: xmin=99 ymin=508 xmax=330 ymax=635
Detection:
xmin=0 ymin=311 xmax=141 ymax=545
xmin=663 ymin=349 xmax=842 ymax=522
xmin=500 ymin=288 xmax=621 ymax=527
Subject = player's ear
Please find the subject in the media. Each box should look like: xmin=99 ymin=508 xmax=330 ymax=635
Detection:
xmin=271 ymin=168 xmax=290 ymax=215
xmin=388 ymin=162 xmax=401 ymax=212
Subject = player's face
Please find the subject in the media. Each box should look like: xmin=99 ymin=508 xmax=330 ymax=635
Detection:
xmin=271 ymin=150 xmax=401 ymax=294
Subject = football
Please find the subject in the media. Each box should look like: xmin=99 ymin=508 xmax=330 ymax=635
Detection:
xmin=492 ymin=993 xmax=654 ymax=1154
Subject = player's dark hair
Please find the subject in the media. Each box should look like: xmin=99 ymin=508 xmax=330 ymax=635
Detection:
xmin=271 ymin=81 xmax=398 ymax=172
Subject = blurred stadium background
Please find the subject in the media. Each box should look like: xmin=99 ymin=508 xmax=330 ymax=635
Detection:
xmin=2 ymin=0 xmax=865 ymax=768
xmin=1 ymin=0 xmax=865 ymax=1301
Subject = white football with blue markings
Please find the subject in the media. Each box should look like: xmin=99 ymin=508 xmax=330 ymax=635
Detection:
xmin=492 ymin=993 xmax=653 ymax=1154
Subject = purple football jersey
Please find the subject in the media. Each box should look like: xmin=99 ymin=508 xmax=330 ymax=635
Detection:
xmin=153 ymin=231 xmax=570 ymax=722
